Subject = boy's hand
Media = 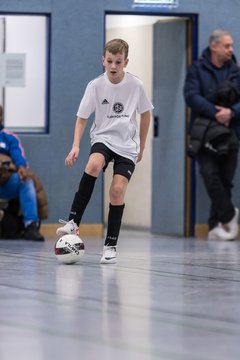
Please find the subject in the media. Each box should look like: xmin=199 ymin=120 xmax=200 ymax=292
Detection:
xmin=137 ymin=151 xmax=143 ymax=163
xmin=65 ymin=146 xmax=79 ymax=167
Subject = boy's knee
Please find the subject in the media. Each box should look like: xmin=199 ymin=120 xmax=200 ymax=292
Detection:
xmin=85 ymin=161 xmax=102 ymax=176
xmin=110 ymin=183 xmax=124 ymax=201
xmin=85 ymin=154 xmax=105 ymax=176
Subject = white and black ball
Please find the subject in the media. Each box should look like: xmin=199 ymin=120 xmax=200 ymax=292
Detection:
xmin=55 ymin=234 xmax=85 ymax=264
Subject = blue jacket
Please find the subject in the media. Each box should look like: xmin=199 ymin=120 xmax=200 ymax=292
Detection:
xmin=184 ymin=47 xmax=240 ymax=137
xmin=0 ymin=130 xmax=27 ymax=168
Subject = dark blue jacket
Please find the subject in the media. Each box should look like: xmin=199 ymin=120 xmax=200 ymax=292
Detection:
xmin=0 ymin=130 xmax=27 ymax=168
xmin=184 ymin=47 xmax=240 ymax=137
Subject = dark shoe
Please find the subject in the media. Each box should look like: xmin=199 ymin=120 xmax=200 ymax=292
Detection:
xmin=0 ymin=209 xmax=4 ymax=221
xmin=24 ymin=222 xmax=45 ymax=241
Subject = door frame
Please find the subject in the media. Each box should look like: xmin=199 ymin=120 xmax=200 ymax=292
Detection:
xmin=104 ymin=10 xmax=198 ymax=236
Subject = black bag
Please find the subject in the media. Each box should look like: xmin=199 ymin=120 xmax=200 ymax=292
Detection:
xmin=187 ymin=117 xmax=232 ymax=158
xmin=187 ymin=117 xmax=211 ymax=158
xmin=0 ymin=199 xmax=24 ymax=239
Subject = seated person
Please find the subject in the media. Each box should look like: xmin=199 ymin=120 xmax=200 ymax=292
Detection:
xmin=0 ymin=105 xmax=45 ymax=241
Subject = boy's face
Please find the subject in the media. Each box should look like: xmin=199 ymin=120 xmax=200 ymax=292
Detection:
xmin=102 ymin=50 xmax=129 ymax=84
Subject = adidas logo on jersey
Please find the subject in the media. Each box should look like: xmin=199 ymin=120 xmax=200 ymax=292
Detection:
xmin=102 ymin=99 xmax=109 ymax=104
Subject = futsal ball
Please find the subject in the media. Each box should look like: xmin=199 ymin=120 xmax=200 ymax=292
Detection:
xmin=55 ymin=234 xmax=85 ymax=264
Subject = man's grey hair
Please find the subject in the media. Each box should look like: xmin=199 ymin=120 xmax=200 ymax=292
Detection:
xmin=209 ymin=30 xmax=231 ymax=46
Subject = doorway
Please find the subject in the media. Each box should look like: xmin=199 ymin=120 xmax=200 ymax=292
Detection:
xmin=105 ymin=12 xmax=197 ymax=236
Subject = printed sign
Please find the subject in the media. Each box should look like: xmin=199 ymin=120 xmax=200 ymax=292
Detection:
xmin=0 ymin=53 xmax=26 ymax=87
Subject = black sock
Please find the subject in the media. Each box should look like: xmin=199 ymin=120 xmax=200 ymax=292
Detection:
xmin=69 ymin=172 xmax=97 ymax=225
xmin=105 ymin=203 xmax=125 ymax=247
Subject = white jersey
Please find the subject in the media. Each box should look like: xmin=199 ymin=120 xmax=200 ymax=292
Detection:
xmin=76 ymin=72 xmax=153 ymax=163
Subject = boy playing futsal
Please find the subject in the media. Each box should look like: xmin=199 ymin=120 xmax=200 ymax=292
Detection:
xmin=57 ymin=38 xmax=153 ymax=263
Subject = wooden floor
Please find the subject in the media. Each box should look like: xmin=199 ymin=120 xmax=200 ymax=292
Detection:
xmin=0 ymin=230 xmax=240 ymax=360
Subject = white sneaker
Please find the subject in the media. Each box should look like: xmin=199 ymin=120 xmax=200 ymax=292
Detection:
xmin=208 ymin=224 xmax=233 ymax=241
xmin=100 ymin=246 xmax=117 ymax=264
xmin=56 ymin=219 xmax=79 ymax=236
xmin=225 ymin=208 xmax=239 ymax=239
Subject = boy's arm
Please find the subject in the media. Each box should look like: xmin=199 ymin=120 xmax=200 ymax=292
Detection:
xmin=65 ymin=117 xmax=88 ymax=167
xmin=138 ymin=110 xmax=151 ymax=163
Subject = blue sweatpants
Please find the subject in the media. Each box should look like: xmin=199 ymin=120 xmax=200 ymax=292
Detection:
xmin=0 ymin=173 xmax=38 ymax=226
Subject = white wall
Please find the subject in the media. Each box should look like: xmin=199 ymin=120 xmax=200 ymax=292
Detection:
xmin=105 ymin=24 xmax=153 ymax=229
xmin=0 ymin=17 xmax=4 ymax=104
xmin=4 ymin=16 xmax=47 ymax=131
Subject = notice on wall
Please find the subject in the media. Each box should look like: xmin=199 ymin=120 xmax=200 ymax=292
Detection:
xmin=0 ymin=53 xmax=26 ymax=87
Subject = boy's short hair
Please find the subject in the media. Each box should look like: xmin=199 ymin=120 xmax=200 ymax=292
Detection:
xmin=104 ymin=39 xmax=129 ymax=58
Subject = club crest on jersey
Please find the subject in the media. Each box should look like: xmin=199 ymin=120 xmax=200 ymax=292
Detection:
xmin=113 ymin=102 xmax=124 ymax=114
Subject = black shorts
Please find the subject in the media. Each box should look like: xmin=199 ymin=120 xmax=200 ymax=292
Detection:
xmin=90 ymin=142 xmax=135 ymax=181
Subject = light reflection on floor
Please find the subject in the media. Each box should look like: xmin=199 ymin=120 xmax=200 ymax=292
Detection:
xmin=0 ymin=230 xmax=240 ymax=360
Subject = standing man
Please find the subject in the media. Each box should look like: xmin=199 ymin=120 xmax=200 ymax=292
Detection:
xmin=184 ymin=29 xmax=240 ymax=241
